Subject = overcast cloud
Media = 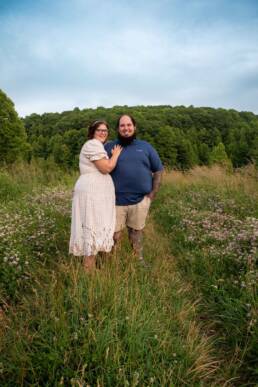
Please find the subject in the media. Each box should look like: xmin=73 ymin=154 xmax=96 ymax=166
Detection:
xmin=1 ymin=0 xmax=258 ymax=116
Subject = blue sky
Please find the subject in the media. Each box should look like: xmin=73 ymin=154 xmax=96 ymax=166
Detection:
xmin=1 ymin=0 xmax=258 ymax=116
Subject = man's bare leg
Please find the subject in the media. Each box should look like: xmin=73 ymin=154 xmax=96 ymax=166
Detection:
xmin=127 ymin=227 xmax=144 ymax=260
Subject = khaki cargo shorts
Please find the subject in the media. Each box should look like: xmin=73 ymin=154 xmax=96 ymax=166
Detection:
xmin=115 ymin=196 xmax=151 ymax=232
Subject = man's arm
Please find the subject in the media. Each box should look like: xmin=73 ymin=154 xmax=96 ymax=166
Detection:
xmin=147 ymin=170 xmax=163 ymax=201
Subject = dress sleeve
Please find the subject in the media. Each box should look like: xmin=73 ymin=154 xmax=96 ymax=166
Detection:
xmin=82 ymin=139 xmax=108 ymax=161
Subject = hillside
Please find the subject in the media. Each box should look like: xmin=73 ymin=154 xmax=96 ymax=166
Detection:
xmin=23 ymin=105 xmax=258 ymax=169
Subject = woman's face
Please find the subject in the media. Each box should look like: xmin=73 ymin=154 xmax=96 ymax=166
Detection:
xmin=94 ymin=123 xmax=108 ymax=143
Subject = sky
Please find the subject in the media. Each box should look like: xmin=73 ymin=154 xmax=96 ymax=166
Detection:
xmin=1 ymin=0 xmax=258 ymax=117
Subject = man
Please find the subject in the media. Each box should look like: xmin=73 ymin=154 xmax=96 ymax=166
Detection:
xmin=105 ymin=114 xmax=163 ymax=262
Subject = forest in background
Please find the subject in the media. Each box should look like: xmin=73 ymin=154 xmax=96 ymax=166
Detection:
xmin=1 ymin=88 xmax=258 ymax=169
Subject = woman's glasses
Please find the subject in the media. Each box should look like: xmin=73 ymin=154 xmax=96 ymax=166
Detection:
xmin=96 ymin=129 xmax=108 ymax=134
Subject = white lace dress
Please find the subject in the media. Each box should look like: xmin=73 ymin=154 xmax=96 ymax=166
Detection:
xmin=69 ymin=139 xmax=115 ymax=256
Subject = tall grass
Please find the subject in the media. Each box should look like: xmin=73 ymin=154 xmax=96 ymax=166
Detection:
xmin=153 ymin=165 xmax=258 ymax=385
xmin=0 ymin=235 xmax=220 ymax=385
xmin=0 ymin=162 xmax=73 ymax=302
xmin=3 ymin=158 xmax=77 ymax=185
xmin=0 ymin=161 xmax=222 ymax=386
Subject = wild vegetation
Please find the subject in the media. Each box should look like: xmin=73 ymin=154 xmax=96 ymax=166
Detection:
xmin=154 ymin=166 xmax=258 ymax=385
xmin=0 ymin=89 xmax=257 ymax=384
xmin=0 ymin=90 xmax=29 ymax=164
xmin=0 ymin=162 xmax=257 ymax=385
xmin=22 ymin=104 xmax=258 ymax=170
xmin=1 ymin=87 xmax=258 ymax=171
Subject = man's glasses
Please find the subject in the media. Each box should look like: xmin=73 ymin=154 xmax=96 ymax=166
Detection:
xmin=96 ymin=129 xmax=108 ymax=134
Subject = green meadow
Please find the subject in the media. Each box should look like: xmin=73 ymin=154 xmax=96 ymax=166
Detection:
xmin=0 ymin=162 xmax=257 ymax=386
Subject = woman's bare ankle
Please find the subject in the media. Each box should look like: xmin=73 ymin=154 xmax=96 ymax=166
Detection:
xmin=83 ymin=256 xmax=96 ymax=272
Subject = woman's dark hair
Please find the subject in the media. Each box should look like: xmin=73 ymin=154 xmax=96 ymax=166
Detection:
xmin=87 ymin=120 xmax=109 ymax=139
xmin=115 ymin=114 xmax=136 ymax=130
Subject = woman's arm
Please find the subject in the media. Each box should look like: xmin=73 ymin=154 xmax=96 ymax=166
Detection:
xmin=93 ymin=145 xmax=122 ymax=174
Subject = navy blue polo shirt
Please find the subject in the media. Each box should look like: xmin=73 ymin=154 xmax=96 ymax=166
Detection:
xmin=105 ymin=139 xmax=163 ymax=205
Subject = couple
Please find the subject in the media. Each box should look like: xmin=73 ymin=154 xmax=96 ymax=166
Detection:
xmin=69 ymin=114 xmax=163 ymax=271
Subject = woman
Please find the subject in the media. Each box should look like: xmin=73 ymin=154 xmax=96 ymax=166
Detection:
xmin=69 ymin=120 xmax=122 ymax=271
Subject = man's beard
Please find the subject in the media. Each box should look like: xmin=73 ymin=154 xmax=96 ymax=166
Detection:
xmin=117 ymin=132 xmax=136 ymax=146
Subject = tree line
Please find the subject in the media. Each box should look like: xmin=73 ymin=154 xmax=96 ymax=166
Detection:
xmin=1 ymin=88 xmax=258 ymax=169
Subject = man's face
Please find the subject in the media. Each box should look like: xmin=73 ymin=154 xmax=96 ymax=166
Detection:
xmin=118 ymin=115 xmax=135 ymax=138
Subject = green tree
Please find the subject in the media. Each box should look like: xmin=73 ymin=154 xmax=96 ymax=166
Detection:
xmin=198 ymin=143 xmax=210 ymax=165
xmin=250 ymin=136 xmax=258 ymax=166
xmin=54 ymin=143 xmax=71 ymax=167
xmin=0 ymin=89 xmax=29 ymax=163
xmin=209 ymin=142 xmax=232 ymax=170
xmin=32 ymin=135 xmax=50 ymax=159
xmin=153 ymin=127 xmax=177 ymax=168
xmin=22 ymin=104 xmax=258 ymax=169
xmin=176 ymin=138 xmax=198 ymax=169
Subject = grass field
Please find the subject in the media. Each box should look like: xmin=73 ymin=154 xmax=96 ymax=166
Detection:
xmin=0 ymin=162 xmax=257 ymax=386
xmin=153 ymin=166 xmax=258 ymax=386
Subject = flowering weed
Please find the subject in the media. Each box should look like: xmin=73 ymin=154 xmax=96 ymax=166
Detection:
xmin=154 ymin=167 xmax=258 ymax=384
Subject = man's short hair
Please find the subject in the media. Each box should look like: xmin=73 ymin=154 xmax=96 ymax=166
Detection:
xmin=116 ymin=114 xmax=136 ymax=130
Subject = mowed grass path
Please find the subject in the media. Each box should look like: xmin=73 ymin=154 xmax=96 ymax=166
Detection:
xmin=0 ymin=163 xmax=223 ymax=386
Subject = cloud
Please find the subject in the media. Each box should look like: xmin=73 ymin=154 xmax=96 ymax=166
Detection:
xmin=1 ymin=0 xmax=258 ymax=116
